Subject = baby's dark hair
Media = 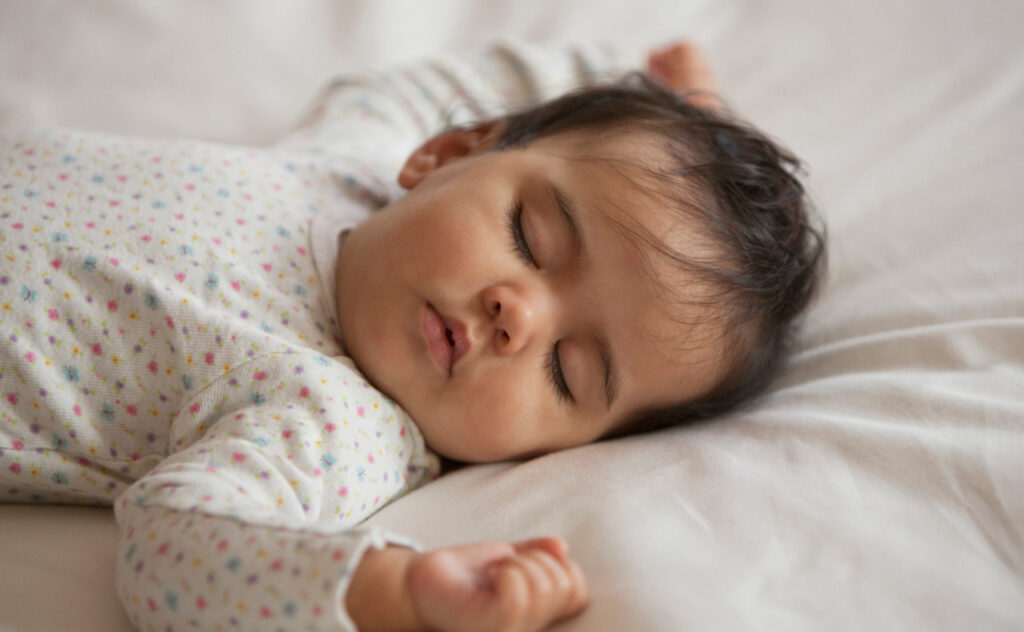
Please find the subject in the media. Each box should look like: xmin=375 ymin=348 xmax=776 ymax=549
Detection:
xmin=493 ymin=74 xmax=825 ymax=436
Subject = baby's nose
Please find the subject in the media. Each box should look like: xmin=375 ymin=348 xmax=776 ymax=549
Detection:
xmin=481 ymin=284 xmax=550 ymax=356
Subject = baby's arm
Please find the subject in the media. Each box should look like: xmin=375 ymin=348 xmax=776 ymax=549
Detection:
xmin=114 ymin=352 xmax=438 ymax=631
xmin=349 ymin=538 xmax=588 ymax=631
xmin=276 ymin=41 xmax=637 ymax=202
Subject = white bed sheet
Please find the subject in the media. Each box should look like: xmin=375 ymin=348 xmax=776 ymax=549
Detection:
xmin=1 ymin=1 xmax=1022 ymax=630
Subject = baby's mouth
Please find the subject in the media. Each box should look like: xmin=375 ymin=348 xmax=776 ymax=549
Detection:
xmin=440 ymin=311 xmax=470 ymax=370
xmin=422 ymin=304 xmax=469 ymax=374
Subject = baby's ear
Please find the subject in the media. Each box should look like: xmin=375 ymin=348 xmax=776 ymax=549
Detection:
xmin=397 ymin=120 xmax=505 ymax=190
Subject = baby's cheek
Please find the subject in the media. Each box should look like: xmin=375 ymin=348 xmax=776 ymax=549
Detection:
xmin=463 ymin=378 xmax=546 ymax=457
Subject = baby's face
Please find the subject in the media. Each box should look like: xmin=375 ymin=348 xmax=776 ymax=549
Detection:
xmin=336 ymin=126 xmax=729 ymax=462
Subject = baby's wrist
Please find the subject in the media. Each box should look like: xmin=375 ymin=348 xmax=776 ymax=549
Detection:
xmin=346 ymin=545 xmax=423 ymax=631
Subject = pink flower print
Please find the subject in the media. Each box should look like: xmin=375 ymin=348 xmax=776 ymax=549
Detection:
xmin=189 ymin=403 xmax=201 ymax=415
xmin=5 ymin=393 xmax=17 ymax=405
xmin=48 ymin=309 xmax=59 ymax=320
xmin=338 ymin=486 xmax=348 ymax=498
xmin=324 ymin=422 xmax=336 ymax=433
xmin=253 ymin=370 xmax=267 ymax=381
xmin=126 ymin=404 xmax=138 ymax=416
xmin=148 ymin=361 xmax=158 ymax=373
xmin=23 ymin=351 xmax=35 ymax=363
xmin=8 ymin=463 xmax=21 ymax=474
xmin=73 ymin=404 xmax=82 ymax=416
xmin=108 ymin=257 xmax=119 ymax=266
xmin=141 ymin=235 xmax=151 ymax=243
xmin=92 ymin=343 xmax=103 ymax=355
xmin=357 ymin=406 xmax=365 ymax=417
xmin=299 ymin=386 xmax=310 ymax=398
xmin=165 ymin=316 xmax=175 ymax=329
xmin=12 ymin=440 xmax=23 ymax=450
xmin=50 ymin=258 xmax=62 ymax=270
xmin=232 ymin=452 xmax=246 ymax=463
xmin=230 ymin=280 xmax=241 ymax=292
xmin=107 ymin=300 xmax=118 ymax=312
xmin=204 ymin=352 xmax=215 ymax=365
xmin=174 ymin=272 xmax=185 ymax=282
xmin=195 ymin=597 xmax=206 ymax=610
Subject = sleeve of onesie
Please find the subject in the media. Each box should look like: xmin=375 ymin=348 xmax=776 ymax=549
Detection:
xmin=275 ymin=40 xmax=640 ymax=204
xmin=114 ymin=351 xmax=438 ymax=631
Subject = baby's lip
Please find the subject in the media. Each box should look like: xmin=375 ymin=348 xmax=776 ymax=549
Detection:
xmin=422 ymin=304 xmax=470 ymax=375
xmin=438 ymin=310 xmax=470 ymax=371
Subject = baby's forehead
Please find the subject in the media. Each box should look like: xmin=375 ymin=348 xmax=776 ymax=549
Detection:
xmin=536 ymin=128 xmax=713 ymax=234
xmin=550 ymin=131 xmax=723 ymax=268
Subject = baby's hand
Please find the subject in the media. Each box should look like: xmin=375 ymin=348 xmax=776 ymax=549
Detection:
xmin=646 ymin=41 xmax=719 ymax=109
xmin=407 ymin=537 xmax=589 ymax=632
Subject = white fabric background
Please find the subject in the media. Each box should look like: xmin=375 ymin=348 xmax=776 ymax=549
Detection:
xmin=1 ymin=1 xmax=1022 ymax=630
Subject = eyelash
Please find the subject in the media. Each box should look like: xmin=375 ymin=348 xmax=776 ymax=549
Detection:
xmin=506 ymin=203 xmax=539 ymax=268
xmin=506 ymin=204 xmax=573 ymax=403
xmin=547 ymin=342 xmax=573 ymax=403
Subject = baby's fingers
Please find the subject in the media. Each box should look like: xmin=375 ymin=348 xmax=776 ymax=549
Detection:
xmin=492 ymin=542 xmax=589 ymax=631
xmin=524 ymin=547 xmax=589 ymax=618
xmin=515 ymin=537 xmax=588 ymax=614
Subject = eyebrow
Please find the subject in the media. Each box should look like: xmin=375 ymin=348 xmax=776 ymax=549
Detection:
xmin=544 ymin=178 xmax=619 ymax=411
xmin=545 ymin=179 xmax=583 ymax=258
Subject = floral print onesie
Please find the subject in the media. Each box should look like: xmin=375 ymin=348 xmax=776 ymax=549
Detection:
xmin=0 ymin=41 xmax=629 ymax=630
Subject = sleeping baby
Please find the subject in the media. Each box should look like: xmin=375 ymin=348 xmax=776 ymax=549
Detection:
xmin=0 ymin=41 xmax=823 ymax=631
